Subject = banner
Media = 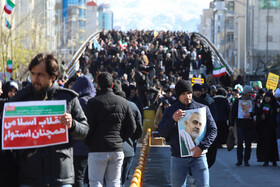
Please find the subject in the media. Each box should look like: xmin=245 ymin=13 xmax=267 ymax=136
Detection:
xmin=2 ymin=100 xmax=68 ymax=149
xmin=191 ymin=77 xmax=204 ymax=86
xmin=266 ymin=72 xmax=279 ymax=90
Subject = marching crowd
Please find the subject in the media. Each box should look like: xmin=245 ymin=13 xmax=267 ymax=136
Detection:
xmin=0 ymin=29 xmax=280 ymax=187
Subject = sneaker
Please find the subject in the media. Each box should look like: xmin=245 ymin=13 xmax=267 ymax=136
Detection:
xmin=235 ymin=162 xmax=242 ymax=166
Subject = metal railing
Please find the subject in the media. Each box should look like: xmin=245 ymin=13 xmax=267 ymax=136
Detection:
xmin=191 ymin=32 xmax=234 ymax=77
xmin=65 ymin=31 xmax=100 ymax=78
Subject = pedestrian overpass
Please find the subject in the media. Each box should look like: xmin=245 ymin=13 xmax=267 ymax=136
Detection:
xmin=65 ymin=31 xmax=234 ymax=79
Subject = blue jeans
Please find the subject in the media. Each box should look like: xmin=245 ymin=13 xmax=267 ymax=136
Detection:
xmin=171 ymin=155 xmax=209 ymax=187
xmin=121 ymin=156 xmax=134 ymax=185
xmin=88 ymin=152 xmax=124 ymax=187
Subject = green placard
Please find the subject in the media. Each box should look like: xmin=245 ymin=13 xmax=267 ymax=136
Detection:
xmin=5 ymin=105 xmax=65 ymax=116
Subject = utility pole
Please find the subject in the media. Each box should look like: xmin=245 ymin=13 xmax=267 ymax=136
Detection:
xmin=266 ymin=2 xmax=269 ymax=66
xmin=245 ymin=0 xmax=249 ymax=79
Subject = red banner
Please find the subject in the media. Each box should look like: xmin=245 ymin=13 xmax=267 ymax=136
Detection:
xmin=2 ymin=115 xmax=68 ymax=149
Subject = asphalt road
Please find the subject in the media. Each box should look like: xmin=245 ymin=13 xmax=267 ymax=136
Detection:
xmin=126 ymin=145 xmax=280 ymax=187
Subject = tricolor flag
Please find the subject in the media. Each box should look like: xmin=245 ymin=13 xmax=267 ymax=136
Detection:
xmin=119 ymin=41 xmax=127 ymax=50
xmin=3 ymin=0 xmax=15 ymax=15
xmin=263 ymin=104 xmax=270 ymax=115
xmin=5 ymin=18 xmax=11 ymax=29
xmin=213 ymin=65 xmax=226 ymax=77
xmin=7 ymin=59 xmax=12 ymax=73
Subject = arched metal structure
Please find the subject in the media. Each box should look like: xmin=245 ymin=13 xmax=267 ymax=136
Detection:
xmin=191 ymin=32 xmax=234 ymax=77
xmin=65 ymin=31 xmax=100 ymax=78
xmin=66 ymin=31 xmax=233 ymax=78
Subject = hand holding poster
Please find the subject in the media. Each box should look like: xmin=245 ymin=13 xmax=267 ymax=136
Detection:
xmin=2 ymin=100 xmax=68 ymax=149
xmin=178 ymin=107 xmax=207 ymax=157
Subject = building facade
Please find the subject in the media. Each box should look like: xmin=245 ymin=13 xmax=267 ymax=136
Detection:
xmin=199 ymin=0 xmax=280 ymax=79
xmin=98 ymin=3 xmax=113 ymax=31
xmin=86 ymin=0 xmax=98 ymax=38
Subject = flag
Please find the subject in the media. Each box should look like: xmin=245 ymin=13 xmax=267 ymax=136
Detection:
xmin=213 ymin=65 xmax=226 ymax=77
xmin=5 ymin=18 xmax=11 ymax=29
xmin=119 ymin=41 xmax=127 ymax=50
xmin=263 ymin=104 xmax=270 ymax=114
xmin=7 ymin=59 xmax=12 ymax=73
xmin=3 ymin=0 xmax=15 ymax=15
xmin=93 ymin=38 xmax=101 ymax=51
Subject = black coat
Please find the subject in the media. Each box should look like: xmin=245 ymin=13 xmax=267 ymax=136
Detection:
xmin=85 ymin=88 xmax=136 ymax=152
xmin=123 ymin=101 xmax=142 ymax=157
xmin=213 ymin=95 xmax=230 ymax=122
xmin=11 ymin=84 xmax=89 ymax=186
xmin=256 ymin=101 xmax=279 ymax=162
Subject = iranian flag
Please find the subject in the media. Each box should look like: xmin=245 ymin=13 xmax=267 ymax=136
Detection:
xmin=213 ymin=65 xmax=226 ymax=77
xmin=119 ymin=41 xmax=127 ymax=50
xmin=263 ymin=104 xmax=270 ymax=114
xmin=3 ymin=0 xmax=15 ymax=15
xmin=5 ymin=18 xmax=11 ymax=29
xmin=7 ymin=60 xmax=12 ymax=73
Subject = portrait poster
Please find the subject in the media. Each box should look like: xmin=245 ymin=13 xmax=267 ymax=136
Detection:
xmin=2 ymin=100 xmax=68 ymax=150
xmin=250 ymin=81 xmax=262 ymax=91
xmin=178 ymin=107 xmax=207 ymax=157
xmin=238 ymin=100 xmax=253 ymax=119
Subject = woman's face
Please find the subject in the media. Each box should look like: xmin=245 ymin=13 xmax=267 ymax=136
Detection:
xmin=265 ymin=96 xmax=271 ymax=103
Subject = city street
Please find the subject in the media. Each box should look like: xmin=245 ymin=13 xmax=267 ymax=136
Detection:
xmin=128 ymin=145 xmax=280 ymax=187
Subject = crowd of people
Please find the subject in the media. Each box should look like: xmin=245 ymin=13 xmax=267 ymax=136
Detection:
xmin=0 ymin=29 xmax=280 ymax=187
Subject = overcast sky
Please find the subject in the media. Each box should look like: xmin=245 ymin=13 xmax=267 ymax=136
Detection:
xmin=96 ymin=0 xmax=212 ymax=31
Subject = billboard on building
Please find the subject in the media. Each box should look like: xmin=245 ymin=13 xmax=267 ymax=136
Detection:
xmin=259 ymin=0 xmax=280 ymax=9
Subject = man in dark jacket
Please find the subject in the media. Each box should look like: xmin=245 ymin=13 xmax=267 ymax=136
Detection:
xmin=85 ymin=72 xmax=136 ymax=187
xmin=112 ymin=80 xmax=142 ymax=186
xmin=11 ymin=53 xmax=89 ymax=187
xmin=230 ymin=85 xmax=255 ymax=166
xmin=158 ymin=80 xmax=217 ymax=187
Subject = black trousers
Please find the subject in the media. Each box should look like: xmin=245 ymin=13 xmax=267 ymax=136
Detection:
xmin=74 ymin=155 xmax=88 ymax=187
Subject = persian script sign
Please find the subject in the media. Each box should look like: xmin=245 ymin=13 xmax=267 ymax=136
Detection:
xmin=2 ymin=100 xmax=68 ymax=149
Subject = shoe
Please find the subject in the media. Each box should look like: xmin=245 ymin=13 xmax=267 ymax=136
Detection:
xmin=273 ymin=161 xmax=277 ymax=166
xmin=235 ymin=162 xmax=242 ymax=166
xmin=263 ymin=161 xmax=268 ymax=166
xmin=244 ymin=162 xmax=250 ymax=166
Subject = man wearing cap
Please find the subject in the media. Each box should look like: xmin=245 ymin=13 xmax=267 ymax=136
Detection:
xmin=158 ymin=80 xmax=217 ymax=187
xmin=230 ymin=85 xmax=255 ymax=166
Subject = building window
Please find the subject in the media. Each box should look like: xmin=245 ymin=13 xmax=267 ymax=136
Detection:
xmin=266 ymin=16 xmax=273 ymax=22
xmin=268 ymin=35 xmax=273 ymax=42
xmin=227 ymin=1 xmax=234 ymax=13
xmin=227 ymin=18 xmax=234 ymax=30
xmin=227 ymin=33 xmax=234 ymax=42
